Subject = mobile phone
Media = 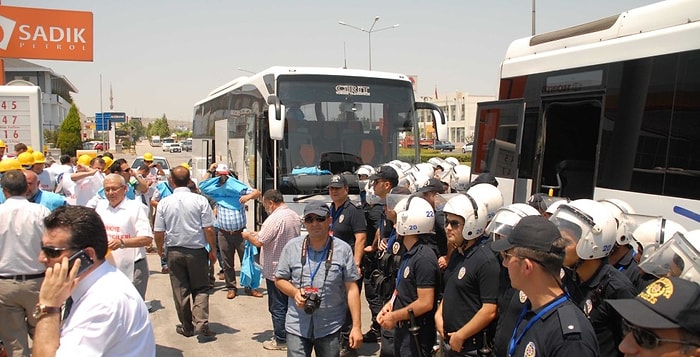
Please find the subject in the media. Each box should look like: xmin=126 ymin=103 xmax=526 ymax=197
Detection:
xmin=67 ymin=250 xmax=94 ymax=276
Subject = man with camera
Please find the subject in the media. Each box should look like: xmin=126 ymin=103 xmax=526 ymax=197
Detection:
xmin=275 ymin=201 xmax=363 ymax=356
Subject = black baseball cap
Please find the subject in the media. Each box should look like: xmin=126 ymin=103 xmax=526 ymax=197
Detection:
xmin=369 ymin=165 xmax=399 ymax=188
xmin=303 ymin=201 xmax=330 ymax=217
xmin=327 ymin=174 xmax=347 ymax=188
xmin=418 ymin=178 xmax=445 ymax=194
xmin=467 ymin=172 xmax=498 ymax=189
xmin=608 ymin=277 xmax=700 ymax=334
xmin=491 ymin=215 xmax=562 ymax=253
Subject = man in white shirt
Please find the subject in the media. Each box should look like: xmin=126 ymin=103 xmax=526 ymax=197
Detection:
xmin=94 ymin=174 xmax=154 ymax=301
xmin=33 ymin=205 xmax=155 ymax=357
xmin=0 ymin=170 xmax=51 ymax=357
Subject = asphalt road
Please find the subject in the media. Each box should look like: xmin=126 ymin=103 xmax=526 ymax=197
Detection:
xmin=121 ymin=141 xmax=380 ymax=356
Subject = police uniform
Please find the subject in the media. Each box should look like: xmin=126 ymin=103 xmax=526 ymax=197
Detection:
xmin=393 ymin=237 xmax=440 ymax=357
xmin=494 ymin=290 xmax=526 ymax=357
xmin=563 ymin=263 xmax=637 ymax=357
xmin=330 ymin=198 xmax=366 ymax=254
xmin=612 ymin=249 xmax=643 ymax=293
xmin=507 ymin=296 xmax=599 ymax=357
xmin=363 ymin=202 xmax=385 ymax=332
xmin=441 ymin=243 xmax=500 ymax=355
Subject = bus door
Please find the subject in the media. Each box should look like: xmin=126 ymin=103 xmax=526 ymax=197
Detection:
xmin=472 ymin=99 xmax=526 ymax=204
xmin=537 ymin=96 xmax=604 ymax=200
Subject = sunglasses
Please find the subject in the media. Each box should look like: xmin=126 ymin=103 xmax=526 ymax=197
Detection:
xmin=621 ymin=319 xmax=699 ymax=350
xmin=445 ymin=219 xmax=463 ymax=229
xmin=303 ymin=215 xmax=328 ymax=224
xmin=41 ymin=244 xmax=77 ymax=258
xmin=501 ymin=251 xmax=523 ymax=261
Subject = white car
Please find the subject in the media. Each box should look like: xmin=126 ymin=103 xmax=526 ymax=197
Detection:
xmin=462 ymin=143 xmax=473 ymax=153
xmin=130 ymin=156 xmax=171 ymax=178
xmin=161 ymin=138 xmax=175 ymax=152
xmin=169 ymin=143 xmax=182 ymax=153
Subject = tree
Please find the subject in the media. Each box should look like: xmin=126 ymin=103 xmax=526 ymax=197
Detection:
xmin=43 ymin=128 xmax=59 ymax=145
xmin=56 ymin=102 xmax=83 ymax=156
xmin=148 ymin=114 xmax=171 ymax=138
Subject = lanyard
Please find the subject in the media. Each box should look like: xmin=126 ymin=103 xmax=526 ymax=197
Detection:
xmin=307 ymin=238 xmax=330 ymax=285
xmin=508 ymin=295 xmax=569 ymax=357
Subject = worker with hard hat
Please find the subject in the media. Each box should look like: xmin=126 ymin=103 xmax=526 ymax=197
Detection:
xmin=0 ymin=158 xmax=23 ymax=204
xmin=143 ymin=152 xmax=165 ymax=178
xmin=30 ymin=151 xmax=54 ymax=191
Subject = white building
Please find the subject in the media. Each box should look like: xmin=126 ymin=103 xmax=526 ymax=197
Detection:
xmin=3 ymin=58 xmax=82 ymax=131
xmin=419 ymin=91 xmax=495 ymax=146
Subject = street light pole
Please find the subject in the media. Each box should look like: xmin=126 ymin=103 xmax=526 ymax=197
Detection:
xmin=338 ymin=16 xmax=399 ymax=70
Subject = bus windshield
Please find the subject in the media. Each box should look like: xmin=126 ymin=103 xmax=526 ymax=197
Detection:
xmin=277 ymin=75 xmax=415 ymax=195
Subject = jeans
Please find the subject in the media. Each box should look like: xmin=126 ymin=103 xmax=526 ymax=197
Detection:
xmin=266 ymin=279 xmax=287 ymax=343
xmin=286 ymin=330 xmax=340 ymax=357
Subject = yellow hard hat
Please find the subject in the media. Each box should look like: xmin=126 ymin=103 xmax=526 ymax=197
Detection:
xmin=143 ymin=152 xmax=154 ymax=161
xmin=26 ymin=146 xmax=34 ymax=154
xmin=103 ymin=156 xmax=114 ymax=172
xmin=0 ymin=139 xmax=6 ymax=148
xmin=0 ymin=158 xmax=22 ymax=173
xmin=32 ymin=151 xmax=46 ymax=164
xmin=17 ymin=152 xmax=35 ymax=166
xmin=180 ymin=162 xmax=191 ymax=170
xmin=77 ymin=154 xmax=92 ymax=167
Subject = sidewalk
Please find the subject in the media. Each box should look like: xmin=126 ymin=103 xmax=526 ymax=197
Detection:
xmin=145 ymin=253 xmax=381 ymax=356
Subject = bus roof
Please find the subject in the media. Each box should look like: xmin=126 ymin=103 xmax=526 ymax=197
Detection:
xmin=195 ymin=66 xmax=413 ymax=106
xmin=502 ymin=0 xmax=700 ymax=78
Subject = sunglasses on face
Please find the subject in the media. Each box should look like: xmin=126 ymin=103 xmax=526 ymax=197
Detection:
xmin=621 ymin=319 xmax=699 ymax=350
xmin=41 ymin=244 xmax=76 ymax=258
xmin=303 ymin=215 xmax=328 ymax=224
xmin=445 ymin=219 xmax=463 ymax=229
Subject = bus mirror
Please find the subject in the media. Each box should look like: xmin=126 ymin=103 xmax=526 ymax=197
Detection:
xmin=269 ymin=103 xmax=285 ymax=140
xmin=434 ymin=109 xmax=448 ymax=141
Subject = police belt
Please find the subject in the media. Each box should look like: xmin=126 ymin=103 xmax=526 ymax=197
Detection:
xmin=444 ymin=330 xmax=486 ymax=352
xmin=0 ymin=273 xmax=44 ymax=280
xmin=396 ymin=317 xmax=432 ymax=329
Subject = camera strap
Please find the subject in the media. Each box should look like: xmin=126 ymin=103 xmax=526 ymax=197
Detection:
xmin=299 ymin=235 xmax=334 ymax=289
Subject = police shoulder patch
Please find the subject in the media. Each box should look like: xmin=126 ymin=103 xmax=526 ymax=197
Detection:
xmin=524 ymin=341 xmax=536 ymax=357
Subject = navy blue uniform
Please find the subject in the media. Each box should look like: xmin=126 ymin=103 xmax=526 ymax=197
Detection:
xmin=393 ymin=239 xmax=440 ymax=357
xmin=563 ymin=263 xmax=636 ymax=357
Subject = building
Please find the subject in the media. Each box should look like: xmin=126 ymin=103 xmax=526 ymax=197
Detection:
xmin=3 ymin=58 xmax=82 ymax=131
xmin=419 ymin=91 xmax=495 ymax=146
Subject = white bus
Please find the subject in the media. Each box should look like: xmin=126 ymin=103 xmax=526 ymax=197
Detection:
xmin=192 ymin=66 xmax=446 ymax=226
xmin=471 ymin=0 xmax=700 ymax=229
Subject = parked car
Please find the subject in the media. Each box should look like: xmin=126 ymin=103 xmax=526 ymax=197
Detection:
xmin=182 ymin=139 xmax=192 ymax=152
xmin=131 ymin=156 xmax=171 ymax=178
xmin=462 ymin=143 xmax=473 ymax=153
xmin=169 ymin=143 xmax=182 ymax=153
xmin=432 ymin=140 xmax=455 ymax=152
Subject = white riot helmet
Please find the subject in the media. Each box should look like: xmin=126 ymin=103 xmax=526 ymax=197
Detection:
xmin=598 ymin=198 xmax=636 ymax=245
xmin=357 ymin=165 xmax=375 ymax=177
xmin=364 ymin=184 xmax=382 ymax=205
xmin=549 ymin=199 xmax=617 ymax=260
xmin=486 ymin=203 xmax=540 ymax=239
xmin=450 ymin=164 xmax=471 ymax=192
xmin=428 ymin=157 xmax=444 ymax=168
xmin=415 ymin=163 xmax=435 ymax=179
xmin=441 ymin=193 xmax=489 ymax=240
xmin=638 ymin=230 xmax=700 ymax=283
xmin=405 ymin=170 xmax=431 ymax=194
xmin=466 ymin=183 xmax=504 ymax=222
xmin=444 ymin=157 xmax=460 ymax=167
xmin=545 ymin=199 xmax=569 ymax=217
xmin=631 ymin=217 xmax=686 ymax=263
xmin=394 ymin=196 xmax=435 ymax=236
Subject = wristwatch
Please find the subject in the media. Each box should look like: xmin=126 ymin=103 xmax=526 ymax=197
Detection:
xmin=33 ymin=304 xmax=61 ymax=319
xmin=119 ymin=239 xmax=126 ymax=249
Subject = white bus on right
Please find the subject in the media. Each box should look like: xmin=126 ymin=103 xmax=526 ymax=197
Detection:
xmin=471 ymin=0 xmax=700 ymax=230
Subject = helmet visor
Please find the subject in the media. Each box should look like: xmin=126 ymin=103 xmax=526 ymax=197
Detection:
xmin=638 ymin=232 xmax=700 ymax=283
xmin=619 ymin=213 xmax=659 ymax=246
xmin=549 ymin=204 xmax=594 ymax=243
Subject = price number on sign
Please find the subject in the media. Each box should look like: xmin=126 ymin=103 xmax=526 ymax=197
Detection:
xmin=0 ymin=101 xmax=17 ymax=110
xmin=3 ymin=130 xmax=19 ymax=139
xmin=1 ymin=116 xmax=18 ymax=124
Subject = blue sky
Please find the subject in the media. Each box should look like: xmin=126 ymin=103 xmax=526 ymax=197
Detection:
xmin=11 ymin=0 xmax=658 ymax=121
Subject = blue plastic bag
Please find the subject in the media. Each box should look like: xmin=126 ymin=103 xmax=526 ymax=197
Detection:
xmin=240 ymin=240 xmax=261 ymax=289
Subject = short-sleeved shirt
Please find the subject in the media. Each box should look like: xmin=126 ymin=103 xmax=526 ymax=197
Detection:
xmin=257 ymin=205 xmax=301 ymax=280
xmin=442 ymin=243 xmax=500 ymax=335
xmin=613 ymin=249 xmax=643 ymax=293
xmin=275 ymin=235 xmax=359 ymax=339
xmin=154 ymin=187 xmax=215 ymax=249
xmin=393 ymin=239 xmax=439 ymax=322
xmin=329 ymin=198 xmax=366 ymax=253
xmin=508 ymin=296 xmax=599 ymax=357
xmin=563 ymin=263 xmax=636 ymax=357
xmin=364 ymin=203 xmax=383 ymax=247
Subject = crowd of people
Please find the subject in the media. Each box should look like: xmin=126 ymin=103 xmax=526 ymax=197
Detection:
xmin=1 ymin=138 xmax=699 ymax=357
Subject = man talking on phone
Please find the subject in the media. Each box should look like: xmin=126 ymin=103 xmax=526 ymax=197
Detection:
xmin=33 ymin=205 xmax=155 ymax=357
